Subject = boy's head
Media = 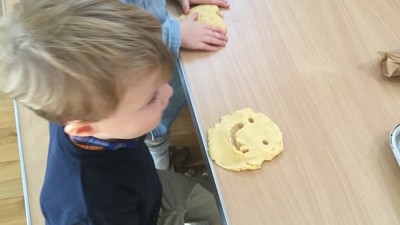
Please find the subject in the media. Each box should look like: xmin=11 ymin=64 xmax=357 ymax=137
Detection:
xmin=0 ymin=0 xmax=174 ymax=139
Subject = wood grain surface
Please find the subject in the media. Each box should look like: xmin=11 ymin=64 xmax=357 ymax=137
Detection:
xmin=180 ymin=0 xmax=400 ymax=224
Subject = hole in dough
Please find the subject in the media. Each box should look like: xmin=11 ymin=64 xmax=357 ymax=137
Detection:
xmin=248 ymin=118 xmax=254 ymax=123
xmin=230 ymin=123 xmax=244 ymax=152
xmin=263 ymin=140 xmax=269 ymax=145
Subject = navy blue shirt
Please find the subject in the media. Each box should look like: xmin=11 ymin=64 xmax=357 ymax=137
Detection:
xmin=40 ymin=123 xmax=162 ymax=225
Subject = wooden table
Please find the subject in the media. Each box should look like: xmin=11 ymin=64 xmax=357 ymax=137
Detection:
xmin=178 ymin=0 xmax=400 ymax=224
xmin=9 ymin=0 xmax=400 ymax=224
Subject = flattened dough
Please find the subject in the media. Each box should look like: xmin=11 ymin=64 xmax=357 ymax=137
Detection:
xmin=179 ymin=5 xmax=227 ymax=33
xmin=208 ymin=108 xmax=283 ymax=171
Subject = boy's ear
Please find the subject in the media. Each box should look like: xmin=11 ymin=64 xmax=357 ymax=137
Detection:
xmin=64 ymin=121 xmax=96 ymax=137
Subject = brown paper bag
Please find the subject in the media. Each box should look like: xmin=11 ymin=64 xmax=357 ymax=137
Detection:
xmin=378 ymin=50 xmax=400 ymax=77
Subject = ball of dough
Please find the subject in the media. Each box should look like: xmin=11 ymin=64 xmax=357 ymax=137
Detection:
xmin=179 ymin=5 xmax=227 ymax=33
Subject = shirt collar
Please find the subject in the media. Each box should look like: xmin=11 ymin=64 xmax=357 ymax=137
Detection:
xmin=69 ymin=135 xmax=143 ymax=151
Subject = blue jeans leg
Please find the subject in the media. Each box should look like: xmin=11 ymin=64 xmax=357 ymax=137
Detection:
xmin=146 ymin=70 xmax=186 ymax=169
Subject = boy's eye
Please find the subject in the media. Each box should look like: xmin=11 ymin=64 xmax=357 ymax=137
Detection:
xmin=148 ymin=91 xmax=160 ymax=105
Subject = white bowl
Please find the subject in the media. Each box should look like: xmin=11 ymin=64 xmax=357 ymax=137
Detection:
xmin=389 ymin=124 xmax=400 ymax=167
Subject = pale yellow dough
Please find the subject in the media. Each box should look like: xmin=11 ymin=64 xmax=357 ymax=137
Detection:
xmin=179 ymin=5 xmax=227 ymax=33
xmin=208 ymin=108 xmax=283 ymax=171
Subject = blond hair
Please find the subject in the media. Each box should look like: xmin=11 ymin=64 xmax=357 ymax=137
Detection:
xmin=0 ymin=0 xmax=174 ymax=124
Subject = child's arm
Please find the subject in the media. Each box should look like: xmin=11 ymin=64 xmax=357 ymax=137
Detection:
xmin=161 ymin=19 xmax=182 ymax=57
xmin=179 ymin=13 xmax=228 ymax=51
xmin=162 ymin=13 xmax=227 ymax=53
xmin=122 ymin=0 xmax=182 ymax=56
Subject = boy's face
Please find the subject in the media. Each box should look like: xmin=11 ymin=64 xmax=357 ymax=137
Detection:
xmin=73 ymin=71 xmax=173 ymax=140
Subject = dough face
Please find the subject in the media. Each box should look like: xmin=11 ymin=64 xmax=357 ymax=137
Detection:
xmin=208 ymin=108 xmax=283 ymax=171
xmin=179 ymin=5 xmax=227 ymax=33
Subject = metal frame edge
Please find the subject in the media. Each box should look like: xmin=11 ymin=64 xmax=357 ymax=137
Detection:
xmin=13 ymin=101 xmax=32 ymax=225
xmin=177 ymin=58 xmax=231 ymax=225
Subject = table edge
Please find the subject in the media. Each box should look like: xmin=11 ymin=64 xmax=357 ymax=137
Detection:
xmin=177 ymin=58 xmax=231 ymax=225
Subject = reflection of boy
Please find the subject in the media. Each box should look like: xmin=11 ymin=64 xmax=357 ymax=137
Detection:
xmin=0 ymin=0 xmax=220 ymax=224
xmin=124 ymin=0 xmax=229 ymax=170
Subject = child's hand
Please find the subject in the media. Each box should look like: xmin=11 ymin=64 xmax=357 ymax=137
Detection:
xmin=177 ymin=0 xmax=229 ymax=14
xmin=180 ymin=13 xmax=228 ymax=51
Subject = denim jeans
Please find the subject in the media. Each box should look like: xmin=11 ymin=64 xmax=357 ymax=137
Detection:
xmin=146 ymin=69 xmax=186 ymax=169
xmin=157 ymin=170 xmax=222 ymax=225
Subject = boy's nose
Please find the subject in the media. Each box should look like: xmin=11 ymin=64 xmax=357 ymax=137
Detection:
xmin=162 ymin=83 xmax=173 ymax=104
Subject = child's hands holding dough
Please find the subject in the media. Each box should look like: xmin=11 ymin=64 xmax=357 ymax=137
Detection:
xmin=180 ymin=13 xmax=228 ymax=51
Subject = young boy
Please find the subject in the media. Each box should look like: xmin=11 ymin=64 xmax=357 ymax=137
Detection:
xmin=123 ymin=0 xmax=229 ymax=171
xmin=0 ymin=0 xmax=220 ymax=224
